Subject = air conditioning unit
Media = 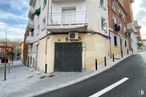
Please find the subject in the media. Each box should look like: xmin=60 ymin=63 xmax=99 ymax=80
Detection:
xmin=68 ymin=32 xmax=79 ymax=40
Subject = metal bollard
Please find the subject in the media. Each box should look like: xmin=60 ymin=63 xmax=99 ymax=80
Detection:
xmin=45 ymin=64 xmax=47 ymax=73
xmin=127 ymin=49 xmax=129 ymax=55
xmin=104 ymin=57 xmax=107 ymax=67
xmin=95 ymin=59 xmax=98 ymax=70
xmin=121 ymin=51 xmax=123 ymax=58
xmin=132 ymin=49 xmax=133 ymax=53
xmin=113 ymin=54 xmax=115 ymax=62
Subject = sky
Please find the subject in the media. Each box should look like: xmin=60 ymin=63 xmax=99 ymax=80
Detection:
xmin=0 ymin=0 xmax=29 ymax=41
xmin=132 ymin=0 xmax=146 ymax=39
xmin=0 ymin=0 xmax=145 ymax=41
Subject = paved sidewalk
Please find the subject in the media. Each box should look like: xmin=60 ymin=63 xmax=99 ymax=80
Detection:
xmin=0 ymin=52 xmax=134 ymax=97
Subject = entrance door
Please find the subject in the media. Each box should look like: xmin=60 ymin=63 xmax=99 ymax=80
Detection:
xmin=55 ymin=43 xmax=82 ymax=72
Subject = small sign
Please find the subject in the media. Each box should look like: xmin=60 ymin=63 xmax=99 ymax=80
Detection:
xmin=138 ymin=90 xmax=144 ymax=96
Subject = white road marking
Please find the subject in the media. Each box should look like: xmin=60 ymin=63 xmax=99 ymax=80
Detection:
xmin=89 ymin=77 xmax=129 ymax=97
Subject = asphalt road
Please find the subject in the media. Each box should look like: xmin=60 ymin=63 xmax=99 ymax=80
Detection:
xmin=36 ymin=51 xmax=146 ymax=97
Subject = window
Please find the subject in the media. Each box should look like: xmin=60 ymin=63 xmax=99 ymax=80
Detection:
xmin=123 ymin=14 xmax=126 ymax=22
xmin=114 ymin=36 xmax=118 ymax=46
xmin=118 ymin=0 xmax=123 ymax=6
xmin=119 ymin=22 xmax=122 ymax=30
xmin=101 ymin=17 xmax=106 ymax=32
xmin=119 ymin=10 xmax=123 ymax=17
xmin=42 ymin=18 xmax=46 ymax=30
xmin=125 ymin=40 xmax=127 ymax=47
xmin=112 ymin=1 xmax=116 ymax=11
xmin=34 ymin=7 xmax=41 ymax=16
xmin=43 ymin=0 xmax=47 ymax=9
xmin=100 ymin=0 xmax=105 ymax=9
xmin=37 ymin=25 xmax=40 ymax=35
xmin=124 ymin=26 xmax=126 ymax=32
xmin=113 ymin=16 xmax=116 ymax=26
xmin=62 ymin=7 xmax=76 ymax=24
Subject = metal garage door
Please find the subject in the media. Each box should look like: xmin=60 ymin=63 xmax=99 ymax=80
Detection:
xmin=55 ymin=42 xmax=82 ymax=72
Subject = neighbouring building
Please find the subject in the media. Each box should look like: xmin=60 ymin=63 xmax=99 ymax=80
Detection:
xmin=0 ymin=42 xmax=14 ymax=64
xmin=142 ymin=39 xmax=146 ymax=50
xmin=23 ymin=31 xmax=29 ymax=66
xmin=133 ymin=20 xmax=142 ymax=49
xmin=108 ymin=0 xmax=134 ymax=58
xmin=19 ymin=42 xmax=24 ymax=63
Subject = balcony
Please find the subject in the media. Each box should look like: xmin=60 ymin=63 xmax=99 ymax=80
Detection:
xmin=26 ymin=19 xmax=34 ymax=31
xmin=127 ymin=22 xmax=136 ymax=33
xmin=29 ymin=0 xmax=36 ymax=6
xmin=47 ymin=11 xmax=87 ymax=33
xmin=114 ymin=24 xmax=121 ymax=32
xmin=26 ymin=36 xmax=34 ymax=44
xmin=28 ymin=7 xmax=35 ymax=18
xmin=52 ymin=0 xmax=85 ymax=2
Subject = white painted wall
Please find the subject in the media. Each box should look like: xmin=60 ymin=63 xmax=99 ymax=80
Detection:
xmin=49 ymin=1 xmax=86 ymax=24
xmin=48 ymin=0 xmax=109 ymax=36
xmin=86 ymin=0 xmax=109 ymax=36
xmin=131 ymin=32 xmax=138 ymax=52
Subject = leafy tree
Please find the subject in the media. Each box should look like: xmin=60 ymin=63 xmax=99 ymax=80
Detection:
xmin=7 ymin=51 xmax=15 ymax=66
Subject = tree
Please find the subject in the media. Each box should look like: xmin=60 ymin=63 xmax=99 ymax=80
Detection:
xmin=7 ymin=51 xmax=15 ymax=66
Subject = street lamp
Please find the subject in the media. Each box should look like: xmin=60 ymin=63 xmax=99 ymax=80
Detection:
xmin=4 ymin=26 xmax=7 ymax=81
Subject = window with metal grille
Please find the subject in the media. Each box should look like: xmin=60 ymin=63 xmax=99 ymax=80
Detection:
xmin=114 ymin=36 xmax=118 ymax=46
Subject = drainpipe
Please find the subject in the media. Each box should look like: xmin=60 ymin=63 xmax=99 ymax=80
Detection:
xmin=44 ymin=0 xmax=51 ymax=73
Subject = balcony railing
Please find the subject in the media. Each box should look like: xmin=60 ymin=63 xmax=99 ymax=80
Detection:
xmin=127 ymin=22 xmax=136 ymax=33
xmin=49 ymin=11 xmax=87 ymax=25
xmin=26 ymin=36 xmax=34 ymax=44
xmin=28 ymin=19 xmax=34 ymax=27
xmin=26 ymin=19 xmax=34 ymax=31
xmin=52 ymin=0 xmax=85 ymax=2
xmin=47 ymin=11 xmax=87 ymax=33
xmin=28 ymin=7 xmax=35 ymax=18
xmin=29 ymin=0 xmax=36 ymax=6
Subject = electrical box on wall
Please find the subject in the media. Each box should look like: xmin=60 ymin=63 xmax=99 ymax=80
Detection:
xmin=68 ymin=32 xmax=79 ymax=41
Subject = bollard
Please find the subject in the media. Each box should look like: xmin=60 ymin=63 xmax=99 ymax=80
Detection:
xmin=132 ymin=49 xmax=133 ymax=53
xmin=104 ymin=57 xmax=107 ymax=67
xmin=113 ymin=54 xmax=115 ymax=62
xmin=121 ymin=51 xmax=123 ymax=58
xmin=95 ymin=59 xmax=98 ymax=70
xmin=45 ymin=64 xmax=47 ymax=73
xmin=127 ymin=49 xmax=129 ymax=55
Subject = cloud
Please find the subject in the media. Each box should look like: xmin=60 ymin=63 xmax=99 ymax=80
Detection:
xmin=0 ymin=0 xmax=29 ymax=41
xmin=132 ymin=0 xmax=146 ymax=39
xmin=0 ymin=21 xmax=26 ymax=41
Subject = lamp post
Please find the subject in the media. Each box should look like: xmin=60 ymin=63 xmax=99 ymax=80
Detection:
xmin=4 ymin=27 xmax=7 ymax=81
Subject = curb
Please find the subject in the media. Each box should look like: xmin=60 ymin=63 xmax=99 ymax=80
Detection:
xmin=24 ymin=54 xmax=133 ymax=97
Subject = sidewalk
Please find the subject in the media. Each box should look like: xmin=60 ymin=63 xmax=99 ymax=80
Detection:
xmin=0 ymin=53 xmax=134 ymax=97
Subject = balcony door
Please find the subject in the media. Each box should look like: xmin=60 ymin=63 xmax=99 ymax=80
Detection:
xmin=62 ymin=7 xmax=76 ymax=24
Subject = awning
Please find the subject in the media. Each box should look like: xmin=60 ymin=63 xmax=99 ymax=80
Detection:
xmin=34 ymin=7 xmax=41 ymax=16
